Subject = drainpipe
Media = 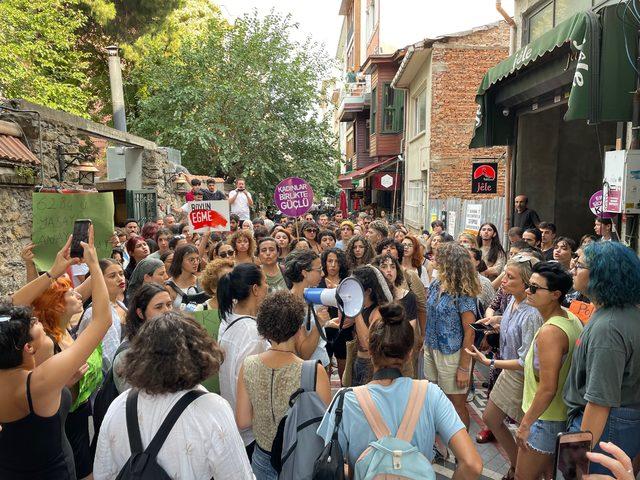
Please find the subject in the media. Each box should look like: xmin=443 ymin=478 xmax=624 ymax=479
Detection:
xmin=496 ymin=1 xmax=516 ymax=239
xmin=106 ymin=45 xmax=127 ymax=133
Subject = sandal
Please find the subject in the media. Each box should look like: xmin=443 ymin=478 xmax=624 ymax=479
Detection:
xmin=501 ymin=466 xmax=515 ymax=480
xmin=475 ymin=428 xmax=495 ymax=444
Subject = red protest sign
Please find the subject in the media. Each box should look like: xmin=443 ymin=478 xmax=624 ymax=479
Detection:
xmin=187 ymin=200 xmax=230 ymax=233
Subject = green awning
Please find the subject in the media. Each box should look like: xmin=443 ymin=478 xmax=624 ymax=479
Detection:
xmin=470 ymin=6 xmax=637 ymax=148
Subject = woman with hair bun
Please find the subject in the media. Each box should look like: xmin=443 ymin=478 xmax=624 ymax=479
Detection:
xmin=350 ymin=265 xmax=393 ymax=386
xmin=317 ymin=302 xmax=482 ymax=478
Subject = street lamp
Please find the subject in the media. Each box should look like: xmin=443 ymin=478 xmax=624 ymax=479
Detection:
xmin=163 ymin=170 xmax=189 ymax=192
xmin=56 ymin=145 xmax=98 ymax=185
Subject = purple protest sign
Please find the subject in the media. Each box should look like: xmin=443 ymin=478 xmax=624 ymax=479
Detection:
xmin=274 ymin=177 xmax=314 ymax=217
xmin=588 ymin=190 xmax=614 ymax=219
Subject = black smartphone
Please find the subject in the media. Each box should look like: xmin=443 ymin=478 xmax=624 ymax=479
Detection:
xmin=70 ymin=219 xmax=92 ymax=259
xmin=554 ymin=431 xmax=592 ymax=480
xmin=469 ymin=322 xmax=490 ymax=332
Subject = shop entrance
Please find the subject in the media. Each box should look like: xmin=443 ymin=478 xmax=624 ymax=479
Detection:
xmin=514 ymin=104 xmax=617 ymax=242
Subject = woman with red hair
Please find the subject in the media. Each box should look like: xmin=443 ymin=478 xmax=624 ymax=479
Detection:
xmin=20 ymin=232 xmax=109 ymax=480
xmin=401 ymin=234 xmax=431 ymax=288
xmin=123 ymin=235 xmax=150 ymax=280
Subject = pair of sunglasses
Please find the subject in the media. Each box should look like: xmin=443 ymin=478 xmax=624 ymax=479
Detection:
xmin=219 ymin=251 xmax=235 ymax=258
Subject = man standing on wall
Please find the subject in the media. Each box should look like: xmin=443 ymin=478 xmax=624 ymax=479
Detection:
xmin=512 ymin=194 xmax=540 ymax=230
xmin=202 ymin=178 xmax=226 ymax=201
xmin=228 ymin=178 xmax=254 ymax=222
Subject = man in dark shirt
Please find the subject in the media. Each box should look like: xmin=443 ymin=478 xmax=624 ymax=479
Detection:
xmin=202 ymin=178 xmax=226 ymax=201
xmin=512 ymin=195 xmax=540 ymax=230
xmin=538 ymin=221 xmax=556 ymax=261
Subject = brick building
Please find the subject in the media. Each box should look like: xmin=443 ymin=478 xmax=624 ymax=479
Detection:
xmin=392 ymin=21 xmax=510 ymax=234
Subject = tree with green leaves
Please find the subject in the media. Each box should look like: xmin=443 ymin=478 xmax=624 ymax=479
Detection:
xmin=129 ymin=11 xmax=339 ymax=202
xmin=0 ymin=0 xmax=92 ymax=116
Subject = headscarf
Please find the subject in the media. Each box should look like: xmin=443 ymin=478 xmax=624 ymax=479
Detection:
xmin=127 ymin=257 xmax=164 ymax=298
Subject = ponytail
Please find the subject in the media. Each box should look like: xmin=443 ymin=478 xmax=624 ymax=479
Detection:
xmin=216 ymin=263 xmax=263 ymax=321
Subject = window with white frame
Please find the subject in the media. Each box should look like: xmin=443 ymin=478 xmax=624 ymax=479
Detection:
xmin=413 ymin=89 xmax=427 ymax=136
xmin=405 ymin=180 xmax=424 ymax=227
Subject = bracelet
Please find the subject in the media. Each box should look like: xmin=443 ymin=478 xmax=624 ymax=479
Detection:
xmin=457 ymin=366 xmax=470 ymax=373
xmin=45 ymin=271 xmax=55 ymax=280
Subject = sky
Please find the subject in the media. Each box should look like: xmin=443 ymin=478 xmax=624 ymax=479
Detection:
xmin=219 ymin=0 xmax=515 ymax=59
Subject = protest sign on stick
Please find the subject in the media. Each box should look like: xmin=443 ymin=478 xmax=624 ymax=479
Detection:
xmin=187 ymin=200 xmax=230 ymax=233
xmin=32 ymin=192 xmax=115 ymax=272
xmin=273 ymin=177 xmax=314 ymax=217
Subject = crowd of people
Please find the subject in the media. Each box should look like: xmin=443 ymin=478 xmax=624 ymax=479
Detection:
xmin=1 ymin=185 xmax=639 ymax=480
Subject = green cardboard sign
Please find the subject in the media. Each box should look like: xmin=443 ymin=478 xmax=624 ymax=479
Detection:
xmin=32 ymin=192 xmax=115 ymax=272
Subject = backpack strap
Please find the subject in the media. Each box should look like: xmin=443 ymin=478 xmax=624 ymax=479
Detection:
xmin=300 ymin=359 xmax=319 ymax=392
xmin=221 ymin=315 xmax=254 ymax=337
xmin=144 ymin=390 xmax=207 ymax=458
xmin=353 ymin=386 xmax=391 ymax=440
xmin=125 ymin=390 xmax=144 ymax=454
xmin=396 ymin=380 xmax=429 ymax=443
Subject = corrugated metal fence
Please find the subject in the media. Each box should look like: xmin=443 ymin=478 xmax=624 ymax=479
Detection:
xmin=427 ymin=197 xmax=506 ymax=239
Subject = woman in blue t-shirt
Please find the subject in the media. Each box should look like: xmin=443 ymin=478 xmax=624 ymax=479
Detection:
xmin=317 ymin=302 xmax=482 ymax=477
xmin=424 ymin=242 xmax=481 ymax=429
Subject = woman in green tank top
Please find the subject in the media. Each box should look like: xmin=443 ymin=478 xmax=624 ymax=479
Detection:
xmin=516 ymin=262 xmax=582 ymax=480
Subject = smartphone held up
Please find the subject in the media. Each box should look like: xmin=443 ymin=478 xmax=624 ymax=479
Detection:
xmin=70 ymin=219 xmax=92 ymax=259
xmin=554 ymin=431 xmax=592 ymax=480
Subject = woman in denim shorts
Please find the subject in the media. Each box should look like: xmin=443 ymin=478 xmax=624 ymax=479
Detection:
xmin=517 ymin=262 xmax=582 ymax=479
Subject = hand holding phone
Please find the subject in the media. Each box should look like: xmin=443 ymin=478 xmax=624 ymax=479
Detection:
xmin=70 ymin=219 xmax=92 ymax=259
xmin=554 ymin=431 xmax=592 ymax=480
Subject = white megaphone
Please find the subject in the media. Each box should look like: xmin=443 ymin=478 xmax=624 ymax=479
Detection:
xmin=303 ymin=276 xmax=365 ymax=318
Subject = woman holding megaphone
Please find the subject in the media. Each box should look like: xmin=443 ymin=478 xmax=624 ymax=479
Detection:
xmin=285 ymin=250 xmax=331 ymax=367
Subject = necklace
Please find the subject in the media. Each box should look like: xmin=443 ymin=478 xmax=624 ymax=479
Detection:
xmin=269 ymin=347 xmax=297 ymax=355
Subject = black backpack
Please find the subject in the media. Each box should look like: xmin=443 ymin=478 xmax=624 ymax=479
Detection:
xmin=165 ymin=280 xmax=210 ymax=307
xmin=115 ymin=389 xmax=207 ymax=479
xmin=312 ymin=387 xmax=351 ymax=480
xmin=92 ymin=340 xmax=130 ymax=446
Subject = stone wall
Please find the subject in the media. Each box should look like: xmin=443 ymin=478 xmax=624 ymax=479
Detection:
xmin=428 ymin=22 xmax=510 ymax=200
xmin=141 ymin=148 xmax=184 ymax=217
xmin=0 ymin=108 xmax=183 ymax=295
xmin=0 ymin=112 xmax=89 ymax=294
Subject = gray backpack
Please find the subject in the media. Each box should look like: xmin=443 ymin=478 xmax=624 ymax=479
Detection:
xmin=270 ymin=360 xmax=326 ymax=480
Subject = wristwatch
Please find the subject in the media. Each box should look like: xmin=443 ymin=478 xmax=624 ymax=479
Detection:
xmin=490 ymin=358 xmax=495 ymax=368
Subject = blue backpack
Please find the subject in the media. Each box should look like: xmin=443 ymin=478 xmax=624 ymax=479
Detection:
xmin=352 ymin=380 xmax=435 ymax=480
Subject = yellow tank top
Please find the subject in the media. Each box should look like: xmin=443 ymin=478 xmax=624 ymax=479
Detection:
xmin=522 ymin=312 xmax=583 ymax=421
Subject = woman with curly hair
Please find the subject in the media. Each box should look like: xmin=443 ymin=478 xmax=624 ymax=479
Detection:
xmin=564 ymin=242 xmax=640 ymax=474
xmin=236 ymin=291 xmax=331 ymax=479
xmin=345 ymin=235 xmax=375 ymax=270
xmin=228 ymin=229 xmax=256 ymax=264
xmin=94 ymin=311 xmax=252 ymax=479
xmin=424 ymin=242 xmax=481 ymax=428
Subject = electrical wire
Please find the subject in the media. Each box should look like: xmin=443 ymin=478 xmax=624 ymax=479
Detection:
xmin=620 ymin=0 xmax=640 ymax=76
